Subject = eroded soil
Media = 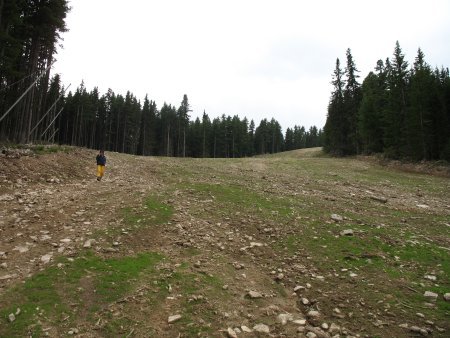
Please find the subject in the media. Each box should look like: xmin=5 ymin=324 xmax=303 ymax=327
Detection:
xmin=1 ymin=147 xmax=449 ymax=337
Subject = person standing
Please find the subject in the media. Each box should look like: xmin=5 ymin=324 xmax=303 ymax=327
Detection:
xmin=96 ymin=150 xmax=106 ymax=181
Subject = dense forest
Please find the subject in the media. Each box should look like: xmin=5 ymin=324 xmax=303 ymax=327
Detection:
xmin=59 ymin=87 xmax=324 ymax=157
xmin=0 ymin=0 xmax=69 ymax=143
xmin=324 ymin=43 xmax=450 ymax=161
xmin=0 ymin=0 xmax=322 ymax=157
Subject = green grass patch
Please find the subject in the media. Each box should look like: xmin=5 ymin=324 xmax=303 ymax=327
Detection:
xmin=145 ymin=263 xmax=226 ymax=336
xmin=0 ymin=252 xmax=163 ymax=337
xmin=122 ymin=196 xmax=173 ymax=229
xmin=184 ymin=182 xmax=293 ymax=219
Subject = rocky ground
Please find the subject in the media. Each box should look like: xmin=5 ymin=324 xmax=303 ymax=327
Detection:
xmin=0 ymin=146 xmax=449 ymax=337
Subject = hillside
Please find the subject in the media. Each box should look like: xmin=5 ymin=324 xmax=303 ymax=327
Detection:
xmin=0 ymin=146 xmax=449 ymax=337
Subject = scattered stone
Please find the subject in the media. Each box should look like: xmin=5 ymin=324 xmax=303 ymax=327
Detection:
xmin=321 ymin=323 xmax=329 ymax=330
xmin=370 ymin=196 xmax=388 ymax=203
xmin=275 ymin=273 xmax=284 ymax=281
xmin=247 ymin=290 xmax=263 ymax=299
xmin=227 ymin=327 xmax=238 ymax=338
xmin=194 ymin=261 xmax=201 ymax=268
xmin=222 ymin=284 xmax=229 ymax=290
xmin=331 ymin=214 xmax=343 ymax=222
xmin=297 ymin=326 xmax=306 ymax=333
xmin=0 ymin=274 xmax=14 ymax=280
xmin=277 ymin=313 xmax=293 ymax=325
xmin=340 ymin=229 xmax=354 ymax=236
xmin=329 ymin=323 xmax=341 ymax=334
xmin=306 ymin=332 xmax=317 ymax=338
xmin=410 ymin=326 xmax=429 ymax=336
xmin=424 ymin=275 xmax=437 ymax=281
xmin=241 ymin=325 xmax=252 ymax=333
xmin=41 ymin=254 xmax=53 ymax=264
xmin=416 ymin=313 xmax=425 ymax=318
xmin=1 ymin=262 xmax=7 ymax=269
xmin=294 ymin=285 xmax=305 ymax=292
xmin=423 ymin=291 xmax=438 ymax=302
xmin=168 ymin=314 xmax=182 ymax=323
xmin=349 ymin=272 xmax=358 ymax=278
xmin=60 ymin=238 xmax=71 ymax=243
xmin=249 ymin=242 xmax=263 ymax=248
xmin=68 ymin=328 xmax=79 ymax=335
xmin=8 ymin=313 xmax=15 ymax=322
xmin=301 ymin=297 xmax=310 ymax=305
xmin=293 ymin=319 xmax=306 ymax=325
xmin=13 ymin=245 xmax=29 ymax=253
xmin=307 ymin=310 xmax=320 ymax=319
xmin=232 ymin=262 xmax=245 ymax=270
xmin=83 ymin=239 xmax=94 ymax=248
xmin=416 ymin=204 xmax=429 ymax=209
xmin=443 ymin=293 xmax=450 ymax=302
xmin=253 ymin=323 xmax=270 ymax=334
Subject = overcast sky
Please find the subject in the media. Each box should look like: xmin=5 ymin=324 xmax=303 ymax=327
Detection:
xmin=53 ymin=0 xmax=450 ymax=132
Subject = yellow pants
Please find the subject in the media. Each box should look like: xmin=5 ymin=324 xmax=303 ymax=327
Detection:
xmin=97 ymin=165 xmax=105 ymax=179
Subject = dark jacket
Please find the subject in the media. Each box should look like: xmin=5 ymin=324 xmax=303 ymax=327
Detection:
xmin=96 ymin=154 xmax=106 ymax=166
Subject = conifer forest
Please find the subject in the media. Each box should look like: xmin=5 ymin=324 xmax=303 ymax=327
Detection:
xmin=0 ymin=1 xmax=322 ymax=158
xmin=324 ymin=44 xmax=450 ymax=161
xmin=1 ymin=1 xmax=449 ymax=160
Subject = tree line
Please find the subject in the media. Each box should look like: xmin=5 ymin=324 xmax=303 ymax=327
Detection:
xmin=54 ymin=82 xmax=323 ymax=158
xmin=324 ymin=42 xmax=450 ymax=161
xmin=0 ymin=1 xmax=323 ymax=158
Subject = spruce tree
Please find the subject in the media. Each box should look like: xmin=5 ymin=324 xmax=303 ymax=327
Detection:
xmin=343 ymin=48 xmax=362 ymax=154
xmin=383 ymin=41 xmax=409 ymax=157
xmin=324 ymin=58 xmax=346 ymax=155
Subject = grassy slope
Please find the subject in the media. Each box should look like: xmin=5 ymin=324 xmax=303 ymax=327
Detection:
xmin=1 ymin=147 xmax=449 ymax=337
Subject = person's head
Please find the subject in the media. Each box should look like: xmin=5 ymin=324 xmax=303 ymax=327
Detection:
xmin=99 ymin=149 xmax=104 ymax=155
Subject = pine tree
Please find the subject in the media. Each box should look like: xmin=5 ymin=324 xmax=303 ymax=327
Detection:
xmin=324 ymin=58 xmax=346 ymax=155
xmin=177 ymin=94 xmax=191 ymax=157
xmin=358 ymin=60 xmax=386 ymax=154
xmin=343 ymin=48 xmax=362 ymax=154
xmin=383 ymin=41 xmax=409 ymax=158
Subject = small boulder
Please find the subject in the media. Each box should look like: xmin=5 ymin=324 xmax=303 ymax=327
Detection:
xmin=253 ymin=323 xmax=270 ymax=334
xmin=423 ymin=291 xmax=438 ymax=302
xmin=331 ymin=214 xmax=343 ymax=222
xmin=443 ymin=293 xmax=450 ymax=302
xmin=247 ymin=290 xmax=263 ymax=299
xmin=340 ymin=229 xmax=354 ymax=236
xmin=168 ymin=314 xmax=182 ymax=323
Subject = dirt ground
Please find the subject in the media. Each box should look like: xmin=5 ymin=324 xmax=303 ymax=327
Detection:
xmin=0 ymin=146 xmax=449 ymax=337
